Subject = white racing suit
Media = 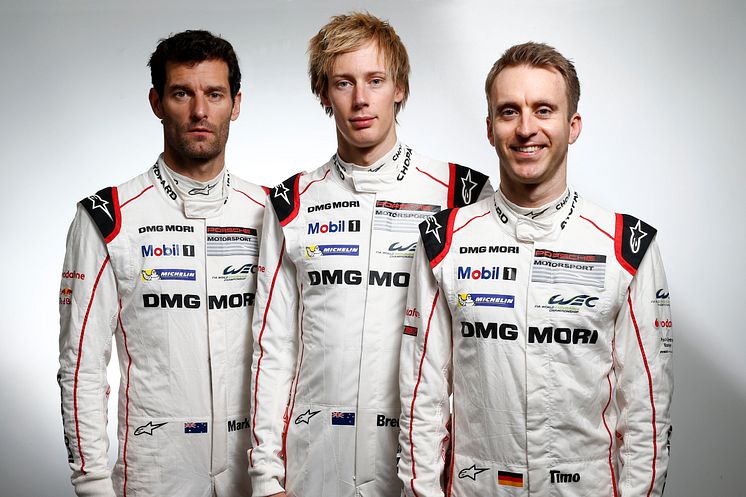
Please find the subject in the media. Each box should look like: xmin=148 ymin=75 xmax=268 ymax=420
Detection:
xmin=58 ymin=157 xmax=267 ymax=497
xmin=248 ymin=143 xmax=493 ymax=497
xmin=399 ymin=188 xmax=673 ymax=497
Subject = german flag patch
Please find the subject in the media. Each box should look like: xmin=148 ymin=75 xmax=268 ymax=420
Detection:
xmin=498 ymin=470 xmax=523 ymax=487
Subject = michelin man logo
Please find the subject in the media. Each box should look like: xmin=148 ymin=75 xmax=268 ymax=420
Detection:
xmin=141 ymin=269 xmax=161 ymax=281
xmin=305 ymin=245 xmax=323 ymax=258
xmin=457 ymin=293 xmax=475 ymax=307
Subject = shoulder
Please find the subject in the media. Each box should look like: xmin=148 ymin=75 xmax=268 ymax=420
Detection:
xmin=229 ymin=173 xmax=270 ymax=208
xmin=577 ymin=197 xmax=658 ymax=276
xmin=418 ymin=208 xmax=459 ymax=268
xmin=411 ymin=152 xmax=490 ymax=208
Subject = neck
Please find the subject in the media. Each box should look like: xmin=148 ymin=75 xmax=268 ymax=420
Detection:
xmin=335 ymin=129 xmax=398 ymax=167
xmin=162 ymin=149 xmax=226 ymax=182
xmin=499 ymin=170 xmax=567 ymax=208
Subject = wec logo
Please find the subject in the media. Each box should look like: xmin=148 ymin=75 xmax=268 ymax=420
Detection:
xmin=548 ymin=295 xmax=598 ymax=307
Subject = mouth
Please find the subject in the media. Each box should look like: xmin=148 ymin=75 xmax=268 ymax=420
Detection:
xmin=349 ymin=116 xmax=376 ymax=129
xmin=510 ymin=144 xmax=546 ymax=157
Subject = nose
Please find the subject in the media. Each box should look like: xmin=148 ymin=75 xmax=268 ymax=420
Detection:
xmin=352 ymin=84 xmax=368 ymax=108
xmin=191 ymin=93 xmax=208 ymax=121
xmin=516 ymin=113 xmax=537 ymax=138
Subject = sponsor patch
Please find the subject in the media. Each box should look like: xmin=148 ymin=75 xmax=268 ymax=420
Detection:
xmin=141 ymin=244 xmax=195 ymax=258
xmin=458 ymin=464 xmax=489 ymax=480
xmin=498 ymin=470 xmax=524 ymax=487
xmin=295 ymin=409 xmax=321 ymax=424
xmin=307 ymin=219 xmax=361 ymax=234
xmin=374 ymin=200 xmax=440 ymax=233
xmin=457 ymin=266 xmax=517 ymax=281
xmin=207 ymin=226 xmax=258 ymax=257
xmin=134 ymin=421 xmax=167 ymax=436
xmin=141 ymin=269 xmax=196 ymax=281
xmin=457 ymin=293 xmax=515 ymax=308
xmin=376 ymin=240 xmax=418 ymax=259
xmin=212 ymin=263 xmax=259 ymax=281
xmin=331 ymin=411 xmax=356 ymax=426
xmin=535 ymin=294 xmax=598 ymax=314
xmin=184 ymin=422 xmax=208 ymax=434
xmin=403 ymin=325 xmax=418 ymax=336
xmin=61 ymin=270 xmax=85 ymax=280
xmin=305 ymin=244 xmax=360 ymax=258
xmin=532 ymin=250 xmax=606 ymax=288
xmin=652 ymin=288 xmax=671 ymax=307
xmin=59 ymin=287 xmax=73 ymax=305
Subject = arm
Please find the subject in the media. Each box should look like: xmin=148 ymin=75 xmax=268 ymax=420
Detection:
xmin=614 ymin=237 xmax=673 ymax=496
xmin=249 ymin=203 xmax=300 ymax=497
xmin=58 ymin=205 xmax=118 ymax=497
xmin=398 ymin=237 xmax=453 ymax=497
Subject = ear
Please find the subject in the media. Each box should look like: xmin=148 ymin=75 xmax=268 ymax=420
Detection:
xmin=568 ymin=112 xmax=582 ymax=144
xmin=486 ymin=115 xmax=495 ymax=147
xmin=149 ymin=88 xmax=164 ymax=120
xmin=231 ymin=91 xmax=242 ymax=121
xmin=320 ymin=88 xmax=331 ymax=108
xmin=394 ymin=84 xmax=404 ymax=104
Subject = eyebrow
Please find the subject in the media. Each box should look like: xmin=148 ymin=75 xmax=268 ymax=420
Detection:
xmin=331 ymin=70 xmax=387 ymax=79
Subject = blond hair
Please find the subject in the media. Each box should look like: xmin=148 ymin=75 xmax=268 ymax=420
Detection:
xmin=308 ymin=12 xmax=410 ymax=116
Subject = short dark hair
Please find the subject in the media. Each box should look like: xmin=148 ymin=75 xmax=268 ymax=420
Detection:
xmin=485 ymin=42 xmax=580 ymax=119
xmin=148 ymin=30 xmax=241 ymax=100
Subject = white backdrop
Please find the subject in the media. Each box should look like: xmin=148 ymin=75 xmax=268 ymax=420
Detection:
xmin=1 ymin=1 xmax=743 ymax=496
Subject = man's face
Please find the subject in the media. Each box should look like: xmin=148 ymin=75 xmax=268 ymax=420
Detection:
xmin=487 ymin=64 xmax=581 ymax=190
xmin=149 ymin=59 xmax=240 ymax=168
xmin=321 ymin=41 xmax=403 ymax=161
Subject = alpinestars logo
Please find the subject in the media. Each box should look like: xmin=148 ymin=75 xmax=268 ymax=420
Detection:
xmin=461 ymin=170 xmax=478 ymax=204
xmin=629 ymin=220 xmax=648 ymax=253
xmin=425 ymin=216 xmax=442 ymax=243
xmin=134 ymin=421 xmax=167 ymax=436
xmin=188 ymin=182 xmax=217 ymax=196
xmin=87 ymin=194 xmax=113 ymax=221
xmin=295 ymin=409 xmax=321 ymax=424
xmin=458 ymin=464 xmax=489 ymax=480
xmin=274 ymin=183 xmax=290 ymax=204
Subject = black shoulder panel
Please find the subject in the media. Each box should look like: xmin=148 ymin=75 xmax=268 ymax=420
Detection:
xmin=449 ymin=163 xmax=489 ymax=208
xmin=615 ymin=213 xmax=657 ymax=275
xmin=420 ymin=208 xmax=457 ymax=267
xmin=269 ymin=173 xmax=302 ymax=226
xmin=80 ymin=187 xmax=121 ymax=243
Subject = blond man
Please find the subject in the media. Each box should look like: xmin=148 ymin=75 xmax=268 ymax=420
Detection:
xmin=249 ymin=12 xmax=492 ymax=497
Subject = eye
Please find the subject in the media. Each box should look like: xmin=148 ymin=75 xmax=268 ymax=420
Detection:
xmin=208 ymin=91 xmax=223 ymax=100
xmin=335 ymin=80 xmax=352 ymax=89
xmin=500 ymin=108 xmax=518 ymax=118
xmin=173 ymin=90 xmax=187 ymax=99
xmin=370 ymin=78 xmax=384 ymax=86
xmin=536 ymin=107 xmax=552 ymax=117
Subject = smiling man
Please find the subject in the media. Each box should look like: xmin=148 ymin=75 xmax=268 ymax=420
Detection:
xmin=57 ymin=30 xmax=267 ymax=497
xmin=399 ymin=42 xmax=673 ymax=496
xmin=248 ymin=12 xmax=492 ymax=497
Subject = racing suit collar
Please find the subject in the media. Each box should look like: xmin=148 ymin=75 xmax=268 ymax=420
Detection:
xmin=330 ymin=141 xmax=411 ymax=193
xmin=492 ymin=186 xmax=580 ymax=242
xmin=149 ymin=155 xmax=231 ymax=219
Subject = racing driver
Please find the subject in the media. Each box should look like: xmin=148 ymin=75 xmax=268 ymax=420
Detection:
xmin=399 ymin=42 xmax=673 ymax=496
xmin=248 ymin=13 xmax=493 ymax=497
xmin=57 ymin=30 xmax=267 ymax=497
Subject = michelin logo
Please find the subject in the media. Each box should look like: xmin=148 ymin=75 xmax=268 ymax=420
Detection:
xmin=305 ymin=245 xmax=360 ymax=258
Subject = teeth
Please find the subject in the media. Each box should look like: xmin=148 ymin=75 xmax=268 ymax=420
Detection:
xmin=515 ymin=146 xmax=542 ymax=152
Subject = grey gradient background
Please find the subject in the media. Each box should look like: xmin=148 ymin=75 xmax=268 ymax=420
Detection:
xmin=1 ymin=0 xmax=744 ymax=495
